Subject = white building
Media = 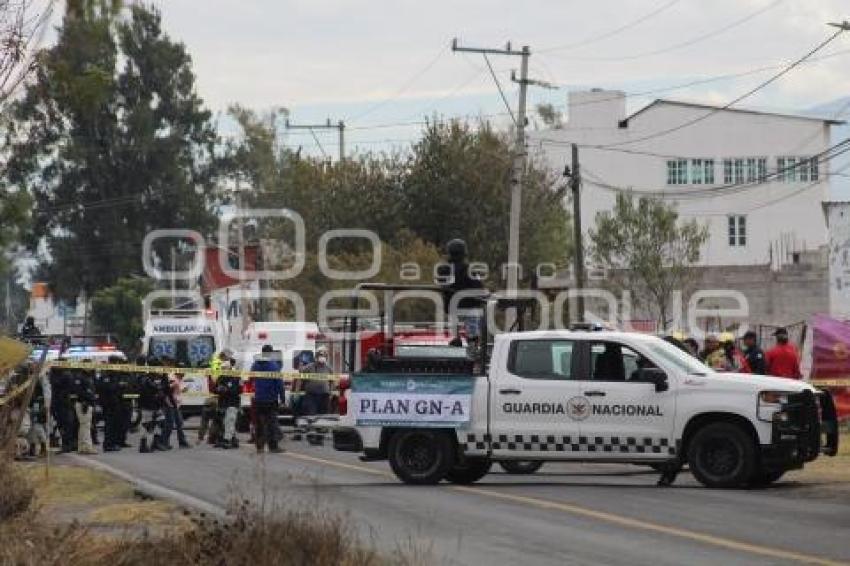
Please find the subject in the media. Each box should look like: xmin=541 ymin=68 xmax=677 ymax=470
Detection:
xmin=530 ymin=90 xmax=844 ymax=267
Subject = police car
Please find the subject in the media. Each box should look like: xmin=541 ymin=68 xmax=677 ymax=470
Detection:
xmin=332 ymin=329 xmax=839 ymax=488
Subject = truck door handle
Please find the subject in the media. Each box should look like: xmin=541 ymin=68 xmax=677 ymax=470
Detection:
xmin=499 ymin=388 xmax=522 ymax=395
xmin=584 ymin=390 xmax=606 ymax=397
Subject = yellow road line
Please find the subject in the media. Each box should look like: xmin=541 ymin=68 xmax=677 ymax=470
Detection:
xmin=284 ymin=451 xmax=392 ymax=477
xmin=283 ymin=451 xmax=846 ymax=566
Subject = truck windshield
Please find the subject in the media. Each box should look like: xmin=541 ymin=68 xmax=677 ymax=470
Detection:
xmin=646 ymin=340 xmax=711 ymax=376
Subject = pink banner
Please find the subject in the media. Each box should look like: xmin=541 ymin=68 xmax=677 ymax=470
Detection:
xmin=810 ymin=314 xmax=850 ymax=421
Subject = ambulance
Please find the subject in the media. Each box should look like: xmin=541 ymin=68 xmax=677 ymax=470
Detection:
xmin=141 ymin=309 xmax=221 ymax=418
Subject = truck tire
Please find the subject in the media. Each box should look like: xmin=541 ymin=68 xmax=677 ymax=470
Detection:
xmin=687 ymin=422 xmax=756 ymax=488
xmin=388 ymin=430 xmax=455 ymax=485
xmin=749 ymin=468 xmax=785 ymax=487
xmin=446 ymin=459 xmax=492 ymax=485
xmin=499 ymin=461 xmax=544 ymax=475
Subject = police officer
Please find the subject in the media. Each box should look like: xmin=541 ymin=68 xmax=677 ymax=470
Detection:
xmin=137 ymin=358 xmax=169 ymax=453
xmin=71 ymin=368 xmax=98 ymax=455
xmin=742 ymin=330 xmax=766 ymax=375
xmin=27 ymin=364 xmax=51 ymax=458
xmin=115 ymin=365 xmax=136 ymax=448
xmin=214 ymin=367 xmax=242 ymax=449
xmin=50 ymin=364 xmax=77 ymax=453
xmin=95 ymin=357 xmax=124 ymax=451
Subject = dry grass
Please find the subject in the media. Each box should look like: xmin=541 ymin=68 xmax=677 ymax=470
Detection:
xmin=23 ymin=464 xmax=135 ymax=507
xmin=0 ymin=457 xmax=34 ymax=521
xmin=0 ymin=459 xmax=426 ymax=566
xmin=87 ymin=500 xmax=188 ymax=527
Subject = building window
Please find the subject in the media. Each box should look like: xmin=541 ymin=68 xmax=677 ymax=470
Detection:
xmin=745 ymin=158 xmax=757 ymax=183
xmin=777 ymin=156 xmax=815 ymax=183
xmin=691 ymin=159 xmax=703 ymax=184
xmin=704 ymin=159 xmax=715 ymax=184
xmin=666 ymin=159 xmax=688 ymax=185
xmin=723 ymin=159 xmax=733 ymax=184
xmin=757 ymin=158 xmax=767 ymax=182
xmin=728 ymin=215 xmax=746 ymax=247
xmin=733 ymin=159 xmax=744 ymax=183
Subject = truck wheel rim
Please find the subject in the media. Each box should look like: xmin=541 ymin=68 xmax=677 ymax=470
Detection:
xmin=700 ymin=438 xmax=740 ymax=477
xmin=400 ymin=434 xmax=439 ymax=475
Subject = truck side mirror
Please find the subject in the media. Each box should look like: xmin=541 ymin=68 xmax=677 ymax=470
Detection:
xmin=640 ymin=368 xmax=669 ymax=392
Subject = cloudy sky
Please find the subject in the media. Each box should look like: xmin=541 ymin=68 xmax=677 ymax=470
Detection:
xmin=35 ymin=0 xmax=850 ymax=160
xmin=141 ymin=0 xmax=850 ymax=153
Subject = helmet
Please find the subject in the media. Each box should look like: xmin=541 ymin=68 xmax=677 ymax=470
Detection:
xmin=446 ymin=239 xmax=468 ymax=262
xmin=316 ymin=346 xmax=328 ymax=357
xmin=719 ymin=331 xmax=735 ymax=344
xmin=671 ymin=330 xmax=687 ymax=342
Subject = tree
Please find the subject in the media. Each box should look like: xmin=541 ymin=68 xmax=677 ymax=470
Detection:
xmin=535 ymin=103 xmax=562 ymax=129
xmin=0 ymin=0 xmax=57 ymax=107
xmin=402 ymin=119 xmax=570 ymax=286
xmin=7 ymin=1 xmax=217 ymax=300
xmin=589 ymin=193 xmax=709 ymax=327
xmin=0 ymin=1 xmax=56 ymax=276
xmin=221 ymin=114 xmax=571 ymax=296
xmin=90 ymin=276 xmax=152 ymax=354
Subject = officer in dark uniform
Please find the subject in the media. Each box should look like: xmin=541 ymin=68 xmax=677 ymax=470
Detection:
xmin=138 ymin=358 xmax=170 ymax=453
xmin=50 ymin=364 xmax=77 ymax=453
xmin=95 ymin=357 xmax=124 ymax=451
xmin=116 ymin=364 xmax=137 ymax=448
xmin=742 ymin=330 xmax=766 ymax=375
xmin=214 ymin=370 xmax=242 ymax=449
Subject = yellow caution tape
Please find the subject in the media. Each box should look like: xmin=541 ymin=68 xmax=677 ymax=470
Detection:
xmin=46 ymin=360 xmax=343 ymax=382
xmin=0 ymin=377 xmax=35 ymax=407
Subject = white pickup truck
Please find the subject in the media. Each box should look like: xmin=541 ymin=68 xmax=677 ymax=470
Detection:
xmin=332 ymin=330 xmax=839 ymax=488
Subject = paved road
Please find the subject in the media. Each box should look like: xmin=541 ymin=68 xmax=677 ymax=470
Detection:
xmin=65 ymin=434 xmax=849 ymax=566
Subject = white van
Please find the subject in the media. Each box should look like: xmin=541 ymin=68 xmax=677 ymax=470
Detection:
xmin=233 ymin=321 xmax=319 ymax=371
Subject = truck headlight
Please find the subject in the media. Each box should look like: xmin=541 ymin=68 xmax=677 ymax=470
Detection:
xmin=757 ymin=391 xmax=790 ymax=422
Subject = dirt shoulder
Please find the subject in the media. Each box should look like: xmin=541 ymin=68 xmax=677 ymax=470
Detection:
xmin=18 ymin=461 xmax=192 ymax=536
xmin=778 ymin=432 xmax=850 ymax=500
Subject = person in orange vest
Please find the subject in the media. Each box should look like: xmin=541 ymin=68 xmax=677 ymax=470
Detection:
xmin=765 ymin=327 xmax=802 ymax=379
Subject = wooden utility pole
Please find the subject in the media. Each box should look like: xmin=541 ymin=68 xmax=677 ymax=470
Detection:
xmin=451 ymin=39 xmax=557 ymax=305
xmin=451 ymin=40 xmax=529 ymax=298
xmin=569 ymin=143 xmax=586 ymax=323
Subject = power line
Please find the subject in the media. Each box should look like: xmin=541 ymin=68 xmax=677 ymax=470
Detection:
xmin=542 ymin=0 xmax=785 ymax=61
xmin=346 ymin=45 xmax=445 ymax=123
xmin=339 ymin=46 xmax=850 ymax=135
xmin=539 ymin=0 xmax=682 ymax=53
xmin=596 ymin=27 xmax=846 ymax=148
xmin=483 ymin=53 xmax=516 ymax=125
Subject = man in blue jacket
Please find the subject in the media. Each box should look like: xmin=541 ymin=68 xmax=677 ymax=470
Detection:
xmin=251 ymin=345 xmax=284 ymax=453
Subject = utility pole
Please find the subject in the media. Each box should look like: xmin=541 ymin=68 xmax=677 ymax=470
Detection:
xmin=566 ymin=144 xmax=585 ymax=323
xmin=452 ymin=40 xmax=528 ymax=298
xmin=236 ymin=179 xmax=250 ymax=338
xmin=452 ymin=39 xmax=556 ymax=305
xmin=285 ymin=118 xmax=346 ymax=162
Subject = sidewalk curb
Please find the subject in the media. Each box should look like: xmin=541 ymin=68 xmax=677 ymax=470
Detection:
xmin=66 ymin=454 xmax=227 ymax=517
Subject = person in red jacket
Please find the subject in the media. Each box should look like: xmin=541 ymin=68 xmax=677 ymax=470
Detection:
xmin=765 ymin=327 xmax=802 ymax=379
